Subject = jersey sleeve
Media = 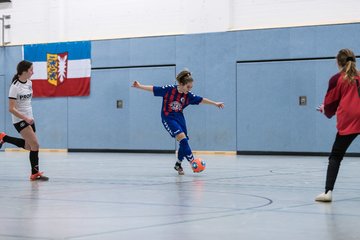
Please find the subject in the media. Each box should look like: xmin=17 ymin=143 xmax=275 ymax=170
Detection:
xmin=153 ymin=85 xmax=173 ymax=97
xmin=188 ymin=91 xmax=203 ymax=105
xmin=8 ymin=84 xmax=18 ymax=99
xmin=323 ymin=73 xmax=341 ymax=119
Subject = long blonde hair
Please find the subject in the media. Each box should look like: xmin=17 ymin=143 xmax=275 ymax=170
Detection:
xmin=336 ymin=49 xmax=359 ymax=84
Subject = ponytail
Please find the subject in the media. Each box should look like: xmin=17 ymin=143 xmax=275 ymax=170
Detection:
xmin=11 ymin=74 xmax=18 ymax=83
xmin=344 ymin=60 xmax=357 ymax=83
xmin=336 ymin=49 xmax=359 ymax=84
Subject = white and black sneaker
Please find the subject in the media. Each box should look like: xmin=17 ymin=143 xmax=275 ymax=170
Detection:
xmin=174 ymin=162 xmax=184 ymax=175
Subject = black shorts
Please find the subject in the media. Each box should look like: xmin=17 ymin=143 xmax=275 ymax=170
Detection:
xmin=13 ymin=120 xmax=36 ymax=133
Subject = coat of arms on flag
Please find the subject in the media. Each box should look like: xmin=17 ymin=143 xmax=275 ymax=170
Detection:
xmin=23 ymin=41 xmax=91 ymax=97
xmin=47 ymin=52 xmax=68 ymax=86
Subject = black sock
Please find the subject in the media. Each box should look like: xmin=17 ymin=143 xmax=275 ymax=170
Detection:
xmin=3 ymin=135 xmax=25 ymax=148
xmin=29 ymin=151 xmax=39 ymax=175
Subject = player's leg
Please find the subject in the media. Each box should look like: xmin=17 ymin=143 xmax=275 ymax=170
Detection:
xmin=162 ymin=118 xmax=187 ymax=162
xmin=176 ymin=117 xmax=194 ymax=162
xmin=0 ymin=121 xmax=38 ymax=150
xmin=176 ymin=133 xmax=194 ymax=162
xmin=315 ymin=133 xmax=357 ymax=202
xmin=19 ymin=125 xmax=49 ymax=181
xmin=162 ymin=118 xmax=185 ymax=175
xmin=0 ymin=132 xmax=26 ymax=149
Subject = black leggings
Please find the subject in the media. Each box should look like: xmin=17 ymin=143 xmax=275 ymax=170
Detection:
xmin=325 ymin=132 xmax=358 ymax=192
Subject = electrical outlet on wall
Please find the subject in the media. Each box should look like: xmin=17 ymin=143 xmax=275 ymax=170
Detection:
xmin=299 ymin=96 xmax=307 ymax=106
xmin=116 ymin=100 xmax=123 ymax=109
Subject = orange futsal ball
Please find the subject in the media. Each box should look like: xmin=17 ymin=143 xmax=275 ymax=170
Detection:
xmin=191 ymin=158 xmax=206 ymax=173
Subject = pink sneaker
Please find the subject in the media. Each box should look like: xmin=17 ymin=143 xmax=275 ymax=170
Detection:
xmin=0 ymin=132 xmax=7 ymax=149
xmin=30 ymin=172 xmax=49 ymax=181
xmin=0 ymin=132 xmax=6 ymax=142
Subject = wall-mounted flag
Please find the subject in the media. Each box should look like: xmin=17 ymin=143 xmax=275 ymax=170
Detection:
xmin=23 ymin=41 xmax=91 ymax=97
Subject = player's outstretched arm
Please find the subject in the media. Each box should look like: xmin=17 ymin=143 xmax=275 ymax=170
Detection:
xmin=131 ymin=81 xmax=154 ymax=92
xmin=201 ymin=98 xmax=224 ymax=109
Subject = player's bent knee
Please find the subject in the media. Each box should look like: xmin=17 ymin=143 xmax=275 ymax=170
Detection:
xmin=27 ymin=141 xmax=39 ymax=151
xmin=176 ymin=132 xmax=186 ymax=141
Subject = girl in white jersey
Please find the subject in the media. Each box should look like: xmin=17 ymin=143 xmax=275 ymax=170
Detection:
xmin=0 ymin=60 xmax=48 ymax=181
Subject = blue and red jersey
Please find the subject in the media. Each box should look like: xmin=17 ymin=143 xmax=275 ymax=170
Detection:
xmin=153 ymin=85 xmax=203 ymax=118
xmin=323 ymin=73 xmax=360 ymax=135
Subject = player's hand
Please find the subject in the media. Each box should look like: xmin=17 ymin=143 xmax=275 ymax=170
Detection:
xmin=132 ymin=81 xmax=141 ymax=88
xmin=316 ymin=104 xmax=324 ymax=113
xmin=215 ymin=102 xmax=225 ymax=109
xmin=25 ymin=118 xmax=34 ymax=125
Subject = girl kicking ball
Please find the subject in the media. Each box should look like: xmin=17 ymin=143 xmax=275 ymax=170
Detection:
xmin=132 ymin=70 xmax=224 ymax=175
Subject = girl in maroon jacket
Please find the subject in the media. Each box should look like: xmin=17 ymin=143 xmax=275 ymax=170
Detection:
xmin=316 ymin=49 xmax=359 ymax=202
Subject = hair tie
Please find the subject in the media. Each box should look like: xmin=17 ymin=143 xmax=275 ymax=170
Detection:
xmin=346 ymin=57 xmax=356 ymax=62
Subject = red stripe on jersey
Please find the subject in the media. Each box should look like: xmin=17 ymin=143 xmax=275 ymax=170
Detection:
xmin=163 ymin=92 xmax=169 ymax=114
xmin=175 ymin=92 xmax=182 ymax=112
xmin=168 ymin=88 xmax=177 ymax=113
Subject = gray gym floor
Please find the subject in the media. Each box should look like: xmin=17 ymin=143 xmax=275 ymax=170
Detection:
xmin=0 ymin=152 xmax=359 ymax=240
